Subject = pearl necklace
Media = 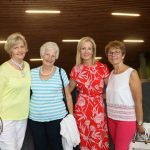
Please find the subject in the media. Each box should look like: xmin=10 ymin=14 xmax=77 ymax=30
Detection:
xmin=11 ymin=59 xmax=25 ymax=77
xmin=41 ymin=66 xmax=54 ymax=76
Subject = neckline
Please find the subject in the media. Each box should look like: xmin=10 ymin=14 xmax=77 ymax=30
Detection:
xmin=7 ymin=61 xmax=26 ymax=78
xmin=11 ymin=59 xmax=24 ymax=70
xmin=41 ymin=65 xmax=54 ymax=76
xmin=39 ymin=66 xmax=56 ymax=81
xmin=82 ymin=61 xmax=98 ymax=68
xmin=112 ymin=67 xmax=130 ymax=75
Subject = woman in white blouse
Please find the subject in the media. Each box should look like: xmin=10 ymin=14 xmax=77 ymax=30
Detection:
xmin=105 ymin=40 xmax=144 ymax=150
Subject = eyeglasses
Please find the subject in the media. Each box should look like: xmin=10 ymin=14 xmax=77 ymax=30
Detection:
xmin=0 ymin=117 xmax=3 ymax=135
xmin=107 ymin=51 xmax=121 ymax=56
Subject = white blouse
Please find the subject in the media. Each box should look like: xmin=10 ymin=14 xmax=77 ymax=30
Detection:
xmin=106 ymin=68 xmax=136 ymax=121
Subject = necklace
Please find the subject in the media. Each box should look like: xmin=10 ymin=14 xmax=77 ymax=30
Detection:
xmin=41 ymin=66 xmax=54 ymax=76
xmin=11 ymin=59 xmax=25 ymax=77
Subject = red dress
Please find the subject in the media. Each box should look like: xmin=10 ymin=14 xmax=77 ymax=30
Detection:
xmin=70 ymin=62 xmax=110 ymax=150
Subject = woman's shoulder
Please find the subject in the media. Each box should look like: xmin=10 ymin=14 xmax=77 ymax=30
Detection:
xmin=1 ymin=61 xmax=9 ymax=66
xmin=96 ymin=61 xmax=108 ymax=67
xmin=128 ymin=67 xmax=137 ymax=75
xmin=123 ymin=66 xmax=135 ymax=74
xmin=24 ymin=61 xmax=29 ymax=65
xmin=31 ymin=66 xmax=41 ymax=73
xmin=95 ymin=61 xmax=109 ymax=71
xmin=56 ymin=66 xmax=68 ymax=76
xmin=57 ymin=66 xmax=65 ymax=72
xmin=23 ymin=61 xmax=31 ymax=70
xmin=72 ymin=64 xmax=84 ymax=71
xmin=0 ymin=61 xmax=12 ymax=77
xmin=0 ymin=61 xmax=10 ymax=70
xmin=128 ymin=67 xmax=134 ymax=71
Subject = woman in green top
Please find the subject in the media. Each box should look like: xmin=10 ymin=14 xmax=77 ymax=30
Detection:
xmin=0 ymin=33 xmax=31 ymax=150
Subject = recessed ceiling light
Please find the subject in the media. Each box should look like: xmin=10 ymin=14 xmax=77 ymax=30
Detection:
xmin=111 ymin=12 xmax=140 ymax=17
xmin=62 ymin=39 xmax=80 ymax=42
xmin=25 ymin=10 xmax=61 ymax=14
xmin=123 ymin=39 xmax=144 ymax=43
xmin=30 ymin=58 xmax=42 ymax=61
xmin=0 ymin=40 xmax=6 ymax=44
xmin=95 ymin=57 xmax=102 ymax=60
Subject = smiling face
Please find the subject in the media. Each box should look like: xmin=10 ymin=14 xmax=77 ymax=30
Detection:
xmin=80 ymin=41 xmax=93 ymax=62
xmin=10 ymin=40 xmax=26 ymax=62
xmin=107 ymin=47 xmax=125 ymax=65
xmin=41 ymin=49 xmax=57 ymax=67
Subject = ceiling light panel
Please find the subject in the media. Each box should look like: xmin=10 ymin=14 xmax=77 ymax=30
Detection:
xmin=30 ymin=58 xmax=42 ymax=61
xmin=25 ymin=10 xmax=61 ymax=14
xmin=123 ymin=39 xmax=144 ymax=43
xmin=62 ymin=39 xmax=80 ymax=42
xmin=0 ymin=40 xmax=6 ymax=44
xmin=95 ymin=57 xmax=102 ymax=60
xmin=111 ymin=12 xmax=140 ymax=17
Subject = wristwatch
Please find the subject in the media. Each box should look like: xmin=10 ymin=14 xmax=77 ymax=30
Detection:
xmin=137 ymin=121 xmax=143 ymax=126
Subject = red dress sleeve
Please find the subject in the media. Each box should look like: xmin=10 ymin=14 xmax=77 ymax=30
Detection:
xmin=103 ymin=63 xmax=110 ymax=79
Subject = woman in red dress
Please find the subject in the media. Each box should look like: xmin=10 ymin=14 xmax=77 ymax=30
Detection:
xmin=69 ymin=37 xmax=110 ymax=150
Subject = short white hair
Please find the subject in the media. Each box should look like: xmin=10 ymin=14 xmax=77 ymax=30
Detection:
xmin=40 ymin=42 xmax=59 ymax=59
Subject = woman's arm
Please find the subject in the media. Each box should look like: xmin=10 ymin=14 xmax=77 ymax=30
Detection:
xmin=65 ymin=85 xmax=74 ymax=114
xmin=103 ymin=78 xmax=109 ymax=99
xmin=69 ymin=79 xmax=77 ymax=93
xmin=129 ymin=70 xmax=144 ymax=133
xmin=104 ymin=78 xmax=108 ymax=85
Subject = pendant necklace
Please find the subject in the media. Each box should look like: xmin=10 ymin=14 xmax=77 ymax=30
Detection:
xmin=11 ymin=59 xmax=25 ymax=77
xmin=41 ymin=66 xmax=54 ymax=76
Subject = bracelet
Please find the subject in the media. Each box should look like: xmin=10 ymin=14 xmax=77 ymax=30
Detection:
xmin=137 ymin=121 xmax=143 ymax=126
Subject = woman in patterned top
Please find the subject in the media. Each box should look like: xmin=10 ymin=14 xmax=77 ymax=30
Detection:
xmin=69 ymin=36 xmax=110 ymax=150
xmin=29 ymin=42 xmax=73 ymax=150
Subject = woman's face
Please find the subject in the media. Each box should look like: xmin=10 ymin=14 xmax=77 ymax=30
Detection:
xmin=10 ymin=40 xmax=26 ymax=61
xmin=42 ymin=49 xmax=56 ymax=67
xmin=107 ymin=47 xmax=125 ymax=65
xmin=80 ymin=41 xmax=93 ymax=61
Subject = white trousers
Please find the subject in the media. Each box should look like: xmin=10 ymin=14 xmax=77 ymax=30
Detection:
xmin=0 ymin=119 xmax=27 ymax=150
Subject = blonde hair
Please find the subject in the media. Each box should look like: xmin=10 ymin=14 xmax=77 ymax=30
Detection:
xmin=76 ymin=36 xmax=96 ymax=65
xmin=105 ymin=40 xmax=126 ymax=55
xmin=40 ymin=42 xmax=59 ymax=59
xmin=4 ymin=32 xmax=28 ymax=54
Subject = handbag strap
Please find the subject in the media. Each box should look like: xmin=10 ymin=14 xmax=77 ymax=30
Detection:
xmin=133 ymin=128 xmax=149 ymax=143
xmin=59 ymin=68 xmax=69 ymax=113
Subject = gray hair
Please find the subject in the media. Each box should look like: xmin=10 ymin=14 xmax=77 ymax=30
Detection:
xmin=4 ymin=32 xmax=28 ymax=55
xmin=40 ymin=42 xmax=59 ymax=59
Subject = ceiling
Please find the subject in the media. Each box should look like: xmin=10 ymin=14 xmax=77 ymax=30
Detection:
xmin=0 ymin=0 xmax=150 ymax=73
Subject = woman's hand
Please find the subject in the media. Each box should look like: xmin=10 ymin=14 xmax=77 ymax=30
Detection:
xmin=137 ymin=124 xmax=145 ymax=134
